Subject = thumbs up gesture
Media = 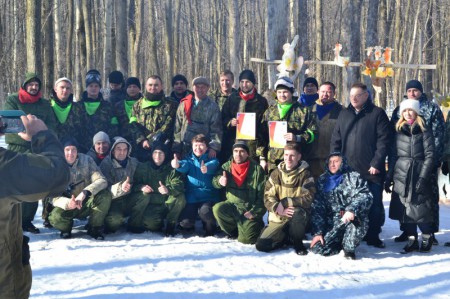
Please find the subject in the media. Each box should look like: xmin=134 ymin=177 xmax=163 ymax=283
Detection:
xmin=158 ymin=181 xmax=169 ymax=195
xmin=122 ymin=176 xmax=131 ymax=192
xmin=171 ymin=154 xmax=180 ymax=169
xmin=219 ymin=171 xmax=227 ymax=187
xmin=200 ymin=160 xmax=207 ymax=174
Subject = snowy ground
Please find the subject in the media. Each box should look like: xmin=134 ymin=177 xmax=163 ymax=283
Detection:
xmin=27 ymin=199 xmax=450 ymax=299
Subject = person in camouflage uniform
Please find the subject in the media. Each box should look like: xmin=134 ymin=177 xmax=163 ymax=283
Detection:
xmin=387 ymin=80 xmax=445 ymax=244
xmin=310 ymin=153 xmax=373 ymax=260
xmin=255 ymin=143 xmax=316 ymax=255
xmin=100 ymin=137 xmax=140 ymax=233
xmin=129 ymin=75 xmax=178 ymax=162
xmin=259 ymin=77 xmax=317 ymax=172
xmin=173 ymin=77 xmax=222 ymax=158
xmin=208 ymin=70 xmax=238 ymax=111
xmin=78 ymin=69 xmax=118 ymax=152
xmin=5 ymin=72 xmax=58 ymax=234
xmin=221 ymin=70 xmax=268 ymax=164
xmin=130 ymin=141 xmax=186 ymax=236
xmin=212 ymin=141 xmax=265 ymax=244
xmin=170 ymin=74 xmax=193 ymax=103
xmin=49 ymin=138 xmax=111 ymax=240
xmin=112 ymin=77 xmax=142 ymax=144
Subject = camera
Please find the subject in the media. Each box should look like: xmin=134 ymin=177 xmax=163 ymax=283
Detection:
xmin=0 ymin=110 xmax=26 ymax=134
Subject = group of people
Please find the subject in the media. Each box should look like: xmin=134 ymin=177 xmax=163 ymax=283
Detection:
xmin=3 ymin=69 xmax=450 ymax=260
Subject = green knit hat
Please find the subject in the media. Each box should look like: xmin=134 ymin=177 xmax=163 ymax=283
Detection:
xmin=22 ymin=72 xmax=42 ymax=90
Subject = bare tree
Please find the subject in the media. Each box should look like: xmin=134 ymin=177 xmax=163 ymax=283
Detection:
xmin=25 ymin=0 xmax=42 ymax=76
xmin=229 ymin=0 xmax=240 ymax=87
xmin=115 ymin=0 xmax=128 ymax=75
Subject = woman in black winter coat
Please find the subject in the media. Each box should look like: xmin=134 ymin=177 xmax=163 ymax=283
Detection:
xmin=385 ymin=99 xmax=435 ymax=254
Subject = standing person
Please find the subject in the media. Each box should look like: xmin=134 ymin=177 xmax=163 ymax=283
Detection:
xmin=298 ymin=77 xmax=319 ymax=107
xmin=173 ymin=77 xmax=222 ymax=158
xmin=259 ymin=77 xmax=317 ymax=172
xmin=388 ymin=80 xmax=445 ymax=244
xmin=87 ymin=131 xmax=111 ymax=165
xmin=212 ymin=141 xmax=266 ymax=244
xmin=255 ymin=143 xmax=315 ymax=255
xmin=0 ymin=114 xmax=69 ymax=299
xmin=304 ymin=81 xmax=342 ymax=181
xmin=100 ymin=137 xmax=140 ymax=233
xmin=112 ymin=77 xmax=142 ymax=144
xmin=171 ymin=134 xmax=220 ymax=236
xmin=78 ymin=69 xmax=118 ymax=152
xmin=170 ymin=74 xmax=193 ymax=103
xmin=444 ymin=111 xmax=450 ymax=247
xmin=107 ymin=70 xmax=126 ymax=105
xmin=5 ymin=72 xmax=58 ymax=234
xmin=49 ymin=137 xmax=111 ymax=240
xmin=209 ymin=70 xmax=238 ymax=111
xmin=385 ymin=100 xmax=435 ymax=253
xmin=330 ymin=83 xmax=391 ymax=248
xmin=221 ymin=69 xmax=268 ymax=163
xmin=129 ymin=75 xmax=178 ymax=162
xmin=131 ymin=142 xmax=186 ymax=236
xmin=310 ymin=153 xmax=373 ymax=260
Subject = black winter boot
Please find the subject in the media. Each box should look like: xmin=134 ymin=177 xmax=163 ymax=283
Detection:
xmin=400 ymin=236 xmax=419 ymax=254
xmin=420 ymin=234 xmax=433 ymax=253
xmin=394 ymin=231 xmax=408 ymax=242
xmin=165 ymin=223 xmax=176 ymax=237
xmin=88 ymin=227 xmax=105 ymax=240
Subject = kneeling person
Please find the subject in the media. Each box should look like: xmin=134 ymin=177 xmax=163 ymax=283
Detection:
xmin=255 ymin=143 xmax=315 ymax=255
xmin=130 ymin=142 xmax=185 ymax=236
xmin=310 ymin=153 xmax=373 ymax=259
xmin=100 ymin=137 xmax=140 ymax=233
xmin=213 ymin=141 xmax=265 ymax=244
xmin=49 ymin=138 xmax=111 ymax=239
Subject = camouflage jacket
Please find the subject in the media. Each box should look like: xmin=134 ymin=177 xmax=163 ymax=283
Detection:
xmin=391 ymin=94 xmax=445 ymax=166
xmin=311 ymin=156 xmax=373 ymax=236
xmin=5 ymin=92 xmax=57 ymax=153
xmin=173 ymin=96 xmax=222 ymax=156
xmin=260 ymin=101 xmax=318 ymax=171
xmin=113 ymin=94 xmax=142 ymax=143
xmin=208 ymin=88 xmax=238 ymax=111
xmin=212 ymin=159 xmax=266 ymax=218
xmin=264 ymin=160 xmax=316 ymax=223
xmin=52 ymin=153 xmax=107 ymax=210
xmin=129 ymin=96 xmax=177 ymax=146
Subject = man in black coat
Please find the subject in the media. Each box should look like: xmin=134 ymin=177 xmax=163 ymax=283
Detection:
xmin=330 ymin=83 xmax=392 ymax=248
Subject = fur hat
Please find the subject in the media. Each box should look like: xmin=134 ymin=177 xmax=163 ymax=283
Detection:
xmin=172 ymin=74 xmax=188 ymax=87
xmin=239 ymin=70 xmax=256 ymax=85
xmin=93 ymin=131 xmax=111 ymax=144
xmin=405 ymin=80 xmax=423 ymax=93
xmin=86 ymin=69 xmax=102 ymax=87
xmin=400 ymin=99 xmax=421 ymax=115
xmin=125 ymin=77 xmax=141 ymax=90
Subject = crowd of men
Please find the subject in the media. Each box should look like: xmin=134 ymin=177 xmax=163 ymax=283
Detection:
xmin=4 ymin=69 xmax=450 ymax=261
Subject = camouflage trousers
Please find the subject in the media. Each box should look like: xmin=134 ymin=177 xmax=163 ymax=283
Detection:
xmin=49 ymin=189 xmax=111 ymax=233
xmin=311 ymin=219 xmax=368 ymax=255
xmin=213 ymin=201 xmax=264 ymax=244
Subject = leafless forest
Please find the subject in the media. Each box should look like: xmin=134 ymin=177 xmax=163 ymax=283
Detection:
xmin=0 ymin=0 xmax=448 ymax=109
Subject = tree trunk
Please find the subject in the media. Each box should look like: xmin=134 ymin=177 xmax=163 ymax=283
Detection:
xmin=104 ymin=0 xmax=113 ymax=80
xmin=229 ymin=0 xmax=240 ymax=87
xmin=25 ymin=0 xmax=42 ymax=76
xmin=66 ymin=0 xmax=74 ymax=80
xmin=148 ymin=0 xmax=160 ymax=76
xmin=129 ymin=0 xmax=143 ymax=77
xmin=81 ymin=0 xmax=93 ymax=71
xmin=42 ymin=0 xmax=54 ymax=96
xmin=115 ymin=0 xmax=128 ymax=75
xmin=75 ymin=0 xmax=85 ymax=99
xmin=164 ymin=0 xmax=174 ymax=84
xmin=314 ymin=0 xmax=322 ymax=83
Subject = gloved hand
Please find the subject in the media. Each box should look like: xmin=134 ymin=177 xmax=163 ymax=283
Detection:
xmin=384 ymin=180 xmax=393 ymax=193
xmin=442 ymin=161 xmax=449 ymax=176
xmin=416 ymin=178 xmax=427 ymax=194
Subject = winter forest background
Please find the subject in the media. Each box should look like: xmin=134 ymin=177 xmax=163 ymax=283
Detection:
xmin=0 ymin=0 xmax=449 ymax=112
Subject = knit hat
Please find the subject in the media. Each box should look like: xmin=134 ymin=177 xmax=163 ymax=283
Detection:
xmin=303 ymin=77 xmax=319 ymax=90
xmin=22 ymin=72 xmax=42 ymax=90
xmin=92 ymin=131 xmax=110 ymax=144
xmin=232 ymin=141 xmax=250 ymax=154
xmin=172 ymin=74 xmax=188 ymax=87
xmin=61 ymin=137 xmax=79 ymax=149
xmin=54 ymin=77 xmax=72 ymax=88
xmin=274 ymin=76 xmax=295 ymax=93
xmin=192 ymin=76 xmax=210 ymax=86
xmin=239 ymin=70 xmax=256 ymax=85
xmin=86 ymin=69 xmax=102 ymax=87
xmin=405 ymin=80 xmax=423 ymax=93
xmin=108 ymin=70 xmax=124 ymax=84
xmin=125 ymin=77 xmax=141 ymax=89
xmin=399 ymin=99 xmax=421 ymax=115
xmin=151 ymin=141 xmax=171 ymax=165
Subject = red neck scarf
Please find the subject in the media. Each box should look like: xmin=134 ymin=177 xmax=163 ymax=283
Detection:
xmin=180 ymin=94 xmax=194 ymax=124
xmin=239 ymin=88 xmax=256 ymax=101
xmin=18 ymin=88 xmax=41 ymax=104
xmin=231 ymin=160 xmax=250 ymax=187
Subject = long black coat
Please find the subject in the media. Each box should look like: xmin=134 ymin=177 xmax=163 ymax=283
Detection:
xmin=387 ymin=123 xmax=435 ymax=223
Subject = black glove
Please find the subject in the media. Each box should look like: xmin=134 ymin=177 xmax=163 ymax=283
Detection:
xmin=415 ymin=178 xmax=427 ymax=194
xmin=442 ymin=161 xmax=449 ymax=176
xmin=384 ymin=180 xmax=393 ymax=193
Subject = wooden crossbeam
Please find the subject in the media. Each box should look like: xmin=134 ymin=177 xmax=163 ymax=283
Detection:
xmin=250 ymin=58 xmax=436 ymax=70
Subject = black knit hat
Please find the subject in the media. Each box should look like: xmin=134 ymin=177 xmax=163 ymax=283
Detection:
xmin=108 ymin=70 xmax=124 ymax=84
xmin=61 ymin=137 xmax=79 ymax=149
xmin=239 ymin=70 xmax=256 ymax=85
xmin=125 ymin=77 xmax=141 ymax=90
xmin=405 ymin=80 xmax=423 ymax=93
xmin=232 ymin=141 xmax=250 ymax=154
xmin=86 ymin=69 xmax=102 ymax=87
xmin=303 ymin=77 xmax=319 ymax=89
xmin=151 ymin=141 xmax=171 ymax=165
xmin=172 ymin=74 xmax=188 ymax=87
